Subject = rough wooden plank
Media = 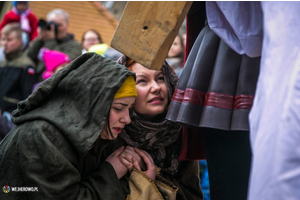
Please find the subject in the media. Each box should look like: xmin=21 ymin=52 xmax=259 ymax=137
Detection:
xmin=111 ymin=1 xmax=192 ymax=70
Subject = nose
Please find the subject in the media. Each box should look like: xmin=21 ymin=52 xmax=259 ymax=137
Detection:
xmin=150 ymin=81 xmax=161 ymax=93
xmin=120 ymin=109 xmax=131 ymax=124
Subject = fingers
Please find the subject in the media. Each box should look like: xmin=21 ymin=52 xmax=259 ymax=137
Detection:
xmin=120 ymin=146 xmax=146 ymax=170
xmin=125 ymin=146 xmax=135 ymax=151
xmin=119 ymin=154 xmax=142 ymax=173
xmin=39 ymin=25 xmax=55 ymax=41
xmin=120 ymin=148 xmax=136 ymax=163
xmin=134 ymin=148 xmax=153 ymax=163
xmin=123 ymin=146 xmax=140 ymax=159
xmin=105 ymin=147 xmax=128 ymax=179
xmin=112 ymin=146 xmax=125 ymax=157
xmin=106 ymin=146 xmax=124 ymax=161
xmin=50 ymin=24 xmax=55 ymax=32
xmin=134 ymin=148 xmax=156 ymax=181
xmin=132 ymin=157 xmax=141 ymax=171
xmin=49 ymin=24 xmax=56 ymax=39
xmin=119 ymin=156 xmax=133 ymax=172
xmin=134 ymin=147 xmax=155 ymax=171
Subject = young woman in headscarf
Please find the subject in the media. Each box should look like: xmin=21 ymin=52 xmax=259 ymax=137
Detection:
xmin=115 ymin=56 xmax=203 ymax=200
xmin=0 ymin=53 xmax=152 ymax=200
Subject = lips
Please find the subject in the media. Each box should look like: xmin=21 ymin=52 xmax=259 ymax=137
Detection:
xmin=148 ymin=96 xmax=164 ymax=103
xmin=113 ymin=127 xmax=123 ymax=134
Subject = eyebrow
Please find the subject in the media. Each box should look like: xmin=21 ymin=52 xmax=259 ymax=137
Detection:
xmin=136 ymin=71 xmax=163 ymax=78
xmin=156 ymin=71 xmax=163 ymax=76
xmin=136 ymin=74 xmax=147 ymax=78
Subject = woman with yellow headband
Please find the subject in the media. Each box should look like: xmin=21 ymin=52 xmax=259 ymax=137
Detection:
xmin=0 ymin=53 xmax=156 ymax=199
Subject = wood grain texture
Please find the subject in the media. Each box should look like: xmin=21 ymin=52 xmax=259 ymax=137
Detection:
xmin=111 ymin=1 xmax=192 ymax=70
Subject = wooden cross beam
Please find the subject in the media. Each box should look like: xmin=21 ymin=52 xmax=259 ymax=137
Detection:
xmin=111 ymin=1 xmax=192 ymax=70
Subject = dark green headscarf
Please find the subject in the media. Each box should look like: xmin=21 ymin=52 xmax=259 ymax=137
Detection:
xmin=12 ymin=53 xmax=135 ymax=156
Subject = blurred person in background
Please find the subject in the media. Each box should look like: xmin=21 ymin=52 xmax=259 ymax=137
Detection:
xmin=32 ymin=47 xmax=71 ymax=92
xmin=81 ymin=29 xmax=103 ymax=54
xmin=166 ymin=34 xmax=185 ymax=77
xmin=26 ymin=8 xmax=81 ymax=80
xmin=0 ymin=1 xmax=38 ymax=42
xmin=181 ymin=33 xmax=186 ymax=49
xmin=84 ymin=29 xmax=122 ymax=61
xmin=0 ymin=23 xmax=38 ymax=115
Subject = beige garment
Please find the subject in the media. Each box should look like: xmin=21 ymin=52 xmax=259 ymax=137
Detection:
xmin=127 ymin=168 xmax=178 ymax=200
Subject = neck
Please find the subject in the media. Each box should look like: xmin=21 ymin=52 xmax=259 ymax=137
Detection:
xmin=57 ymin=33 xmax=71 ymax=42
xmin=5 ymin=48 xmax=23 ymax=61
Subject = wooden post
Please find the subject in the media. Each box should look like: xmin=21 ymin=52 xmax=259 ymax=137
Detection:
xmin=111 ymin=1 xmax=192 ymax=70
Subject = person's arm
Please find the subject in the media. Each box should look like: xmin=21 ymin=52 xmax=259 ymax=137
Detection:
xmin=105 ymin=146 xmax=129 ymax=179
xmin=19 ymin=122 xmax=125 ymax=200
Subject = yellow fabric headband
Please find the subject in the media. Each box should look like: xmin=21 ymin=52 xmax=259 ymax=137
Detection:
xmin=114 ymin=76 xmax=137 ymax=99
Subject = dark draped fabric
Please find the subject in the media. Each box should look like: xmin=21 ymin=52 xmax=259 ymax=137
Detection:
xmin=166 ymin=24 xmax=261 ymax=132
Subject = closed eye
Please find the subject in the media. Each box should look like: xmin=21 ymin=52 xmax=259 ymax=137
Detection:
xmin=136 ymin=79 xmax=146 ymax=84
xmin=113 ymin=107 xmax=122 ymax=111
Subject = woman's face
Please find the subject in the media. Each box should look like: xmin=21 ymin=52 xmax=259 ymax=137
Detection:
xmin=82 ymin=31 xmax=100 ymax=50
xmin=167 ymin=35 xmax=184 ymax=58
xmin=101 ymin=97 xmax=135 ymax=140
xmin=131 ymin=62 xmax=169 ymax=121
